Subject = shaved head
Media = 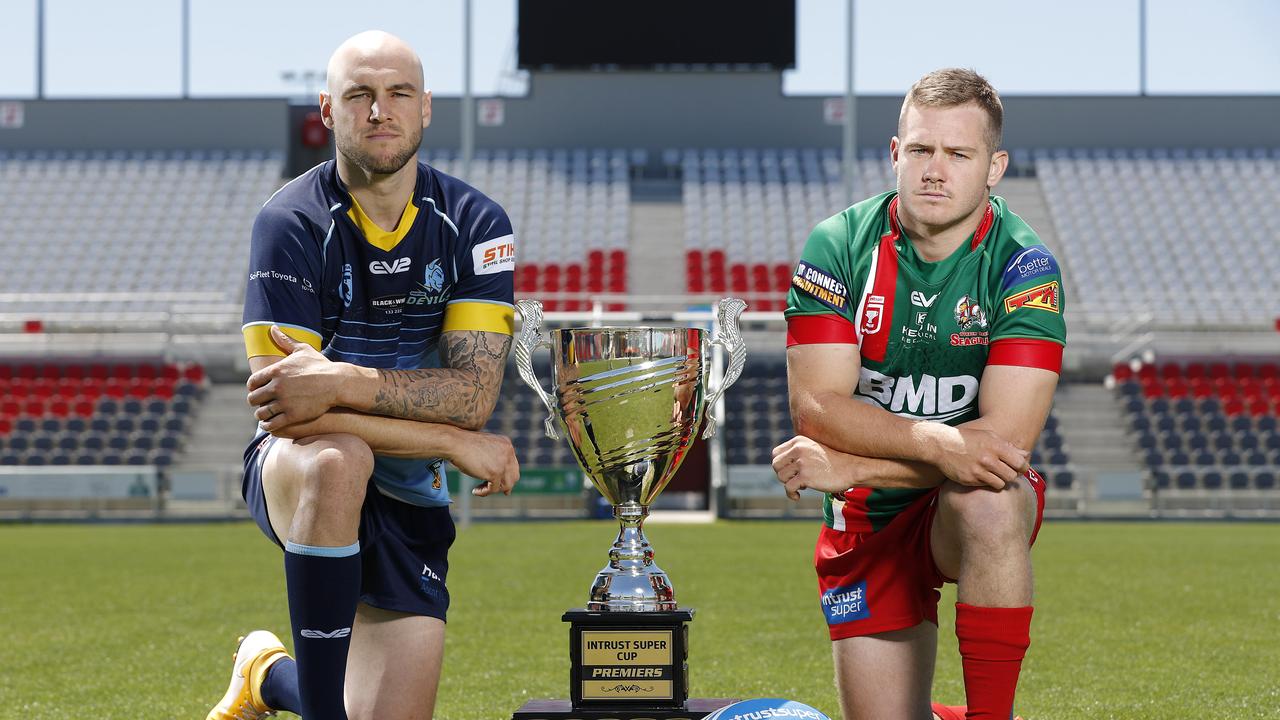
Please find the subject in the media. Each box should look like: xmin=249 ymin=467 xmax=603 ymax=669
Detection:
xmin=326 ymin=30 xmax=424 ymax=96
xmin=321 ymin=30 xmax=430 ymax=177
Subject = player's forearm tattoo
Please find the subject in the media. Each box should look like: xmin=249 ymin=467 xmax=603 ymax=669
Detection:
xmin=370 ymin=330 xmax=511 ymax=428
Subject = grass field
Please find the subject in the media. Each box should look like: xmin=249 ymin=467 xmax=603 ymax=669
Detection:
xmin=2 ymin=520 xmax=1278 ymax=719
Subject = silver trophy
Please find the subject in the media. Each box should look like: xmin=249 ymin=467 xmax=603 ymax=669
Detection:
xmin=515 ymin=298 xmax=747 ymax=611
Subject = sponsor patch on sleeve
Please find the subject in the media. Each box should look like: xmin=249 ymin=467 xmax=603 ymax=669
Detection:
xmin=791 ymin=261 xmax=849 ymax=312
xmin=1000 ymin=245 xmax=1060 ymax=290
xmin=820 ymin=581 xmax=870 ymax=624
xmin=471 ymin=234 xmax=515 ymax=275
xmin=1003 ymin=280 xmax=1060 ymax=314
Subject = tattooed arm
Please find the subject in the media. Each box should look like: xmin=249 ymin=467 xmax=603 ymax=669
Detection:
xmin=247 ymin=325 xmax=511 ymax=432
xmin=353 ymin=329 xmax=512 ymax=430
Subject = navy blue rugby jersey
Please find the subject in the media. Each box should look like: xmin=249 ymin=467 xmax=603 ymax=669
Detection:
xmin=242 ymin=160 xmax=516 ymax=507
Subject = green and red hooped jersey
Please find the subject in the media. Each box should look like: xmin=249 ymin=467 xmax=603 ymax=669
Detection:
xmin=784 ymin=191 xmax=1066 ymax=533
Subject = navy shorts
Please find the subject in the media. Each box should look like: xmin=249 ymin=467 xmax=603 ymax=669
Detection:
xmin=243 ymin=434 xmax=455 ymax=621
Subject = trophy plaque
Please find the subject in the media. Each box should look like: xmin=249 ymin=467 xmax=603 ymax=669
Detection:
xmin=510 ymin=298 xmax=746 ymax=720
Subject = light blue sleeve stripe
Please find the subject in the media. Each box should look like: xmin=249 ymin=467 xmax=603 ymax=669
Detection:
xmin=284 ymin=540 xmax=360 ymax=558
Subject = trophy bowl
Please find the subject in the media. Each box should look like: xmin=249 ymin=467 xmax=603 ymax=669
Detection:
xmin=515 ymin=299 xmax=746 ymax=611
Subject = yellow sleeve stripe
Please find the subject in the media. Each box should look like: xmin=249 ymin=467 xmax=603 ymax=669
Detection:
xmin=242 ymin=323 xmax=323 ymax=358
xmin=442 ymin=301 xmax=515 ymax=336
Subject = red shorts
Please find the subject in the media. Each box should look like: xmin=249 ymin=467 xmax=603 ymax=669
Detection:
xmin=815 ymin=469 xmax=1047 ymax=641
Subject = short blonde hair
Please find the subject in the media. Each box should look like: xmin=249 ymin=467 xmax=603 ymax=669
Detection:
xmin=899 ymin=68 xmax=1003 ymax=152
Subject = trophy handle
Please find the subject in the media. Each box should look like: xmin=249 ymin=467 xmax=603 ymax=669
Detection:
xmin=702 ymin=297 xmax=748 ymax=439
xmin=514 ymin=299 xmax=561 ymax=440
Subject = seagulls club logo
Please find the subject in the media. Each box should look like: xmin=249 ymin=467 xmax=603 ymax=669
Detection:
xmin=953 ymin=295 xmax=987 ymax=330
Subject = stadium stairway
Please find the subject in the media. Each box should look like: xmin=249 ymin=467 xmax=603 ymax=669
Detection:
xmin=1050 ymin=383 xmax=1149 ymax=513
xmin=629 ymin=198 xmax=686 ymax=300
xmin=996 ymin=177 xmax=1065 ymax=260
xmin=172 ymin=384 xmax=257 ymax=490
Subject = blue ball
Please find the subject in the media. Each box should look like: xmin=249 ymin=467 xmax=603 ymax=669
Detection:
xmin=705 ymin=698 xmax=832 ymax=720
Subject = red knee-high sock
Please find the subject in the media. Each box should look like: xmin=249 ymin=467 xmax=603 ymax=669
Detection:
xmin=955 ymin=603 xmax=1033 ymax=720
xmin=930 ymin=704 xmax=968 ymax=720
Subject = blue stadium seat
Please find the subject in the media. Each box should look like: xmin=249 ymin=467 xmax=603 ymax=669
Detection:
xmin=1246 ymin=451 xmax=1268 ymax=466
xmin=1202 ymin=472 xmax=1223 ymax=490
xmin=1051 ymin=471 xmax=1074 ymax=490
xmin=1220 ymin=451 xmax=1242 ymax=466
xmin=1228 ymin=472 xmax=1250 ymax=490
xmin=1205 ymin=415 xmax=1227 ymax=433
xmin=1254 ymin=471 xmax=1276 ymax=490
xmin=0 ymin=453 xmax=19 ymax=465
xmin=1175 ymin=472 xmax=1197 ymax=489
xmin=1193 ymin=451 xmax=1216 ymax=466
xmin=1155 ymin=415 xmax=1177 ymax=433
xmin=1152 ymin=471 xmax=1172 ymax=490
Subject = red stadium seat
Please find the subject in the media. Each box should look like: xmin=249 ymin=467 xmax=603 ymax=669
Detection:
xmin=1208 ymin=363 xmax=1230 ymax=380
xmin=182 ymin=365 xmax=206 ymax=384
xmin=88 ymin=363 xmax=110 ymax=380
xmin=1248 ymin=399 xmax=1270 ymax=417
xmin=31 ymin=379 xmax=56 ymax=399
xmin=17 ymin=364 xmax=38 ymax=380
xmin=161 ymin=364 xmax=181 ymax=381
xmin=0 ymin=400 xmax=19 ymax=418
xmin=0 ymin=366 xmax=10 ymax=380
xmin=22 ymin=399 xmax=45 ymax=417
xmin=1184 ymin=362 xmax=1207 ymax=379
xmin=1233 ymin=364 xmax=1255 ymax=380
xmin=773 ymin=263 xmax=792 ymax=292
xmin=1111 ymin=363 xmax=1134 ymax=382
xmin=1223 ymin=399 xmax=1245 ymax=416
xmin=586 ymin=268 xmax=605 ymax=293
xmin=588 ymin=249 xmax=605 ymax=271
xmin=0 ymin=418 xmax=10 ymax=435
xmin=48 ymin=399 xmax=70 ymax=418
xmin=1258 ymin=363 xmax=1279 ymax=381
xmin=1158 ymin=362 xmax=1182 ymax=380
xmin=1136 ymin=364 xmax=1157 ymax=381
xmin=73 ymin=400 xmax=96 ymax=418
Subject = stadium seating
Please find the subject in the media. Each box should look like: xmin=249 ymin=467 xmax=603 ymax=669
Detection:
xmin=1036 ymin=147 xmax=1280 ymax=326
xmin=680 ymin=148 xmax=895 ymax=310
xmin=424 ymin=148 xmax=631 ymax=310
xmin=1113 ymin=359 xmax=1280 ymax=503
xmin=0 ymin=361 xmax=206 ymax=467
xmin=0 ymin=149 xmax=283 ymax=316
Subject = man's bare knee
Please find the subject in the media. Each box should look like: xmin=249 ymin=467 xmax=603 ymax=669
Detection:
xmin=287 ymin=434 xmax=374 ymax=543
xmin=938 ymin=480 xmax=1032 ymax=546
xmin=301 ymin=435 xmax=375 ymax=497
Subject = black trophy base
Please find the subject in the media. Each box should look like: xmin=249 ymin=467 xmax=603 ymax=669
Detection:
xmin=563 ymin=608 xmax=695 ymax=709
xmin=512 ymin=698 xmax=738 ymax=720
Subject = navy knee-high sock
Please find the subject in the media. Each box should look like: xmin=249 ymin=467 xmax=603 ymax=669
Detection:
xmin=261 ymin=657 xmax=300 ymax=713
xmin=281 ymin=540 xmax=361 ymax=720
